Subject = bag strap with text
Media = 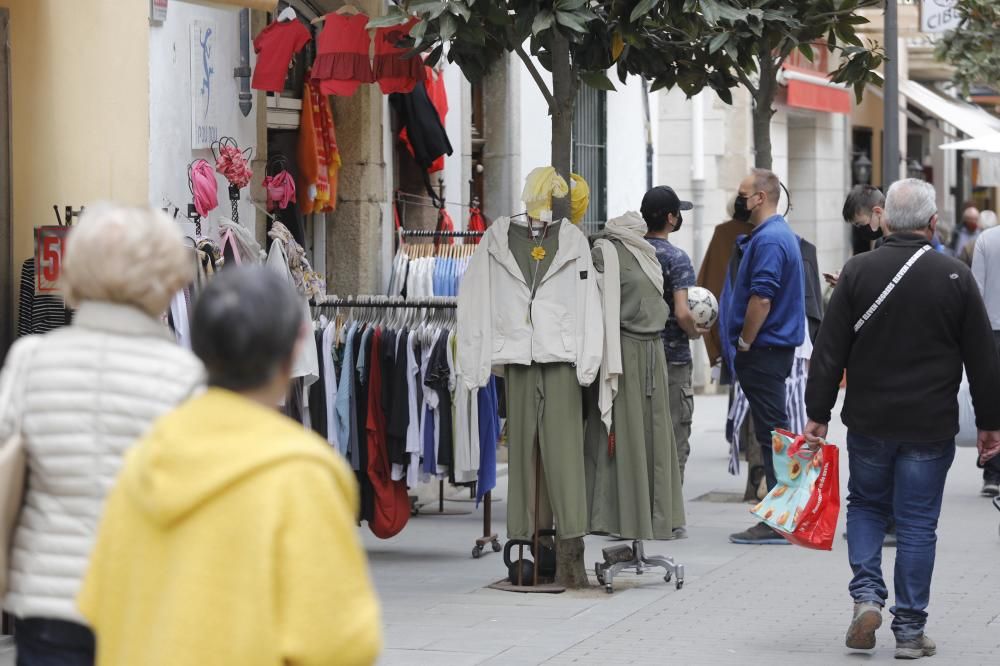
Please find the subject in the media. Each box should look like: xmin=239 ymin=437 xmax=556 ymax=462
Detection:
xmin=853 ymin=245 xmax=932 ymax=334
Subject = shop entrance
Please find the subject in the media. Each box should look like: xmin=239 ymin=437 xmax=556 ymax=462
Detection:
xmin=0 ymin=9 xmax=12 ymax=359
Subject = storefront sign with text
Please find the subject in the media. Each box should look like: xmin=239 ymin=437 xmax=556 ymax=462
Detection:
xmin=150 ymin=0 xmax=168 ymax=24
xmin=921 ymin=0 xmax=961 ymax=34
xmin=34 ymin=226 xmax=70 ymax=295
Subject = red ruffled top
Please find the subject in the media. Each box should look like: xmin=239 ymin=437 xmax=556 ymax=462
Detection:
xmin=311 ymin=13 xmax=375 ymax=97
xmin=252 ymin=20 xmax=311 ymax=92
xmin=374 ymin=19 xmax=425 ymax=94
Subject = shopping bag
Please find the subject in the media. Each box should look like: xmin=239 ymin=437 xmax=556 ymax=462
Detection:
xmin=751 ymin=429 xmax=841 ymax=551
xmin=956 ymin=373 xmax=977 ymax=448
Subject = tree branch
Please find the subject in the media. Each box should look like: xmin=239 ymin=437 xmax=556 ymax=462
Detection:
xmin=515 ymin=44 xmax=556 ymax=112
xmin=736 ymin=68 xmax=758 ymax=98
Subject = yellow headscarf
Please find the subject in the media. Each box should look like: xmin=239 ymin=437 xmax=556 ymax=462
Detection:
xmin=521 ymin=167 xmax=590 ymax=225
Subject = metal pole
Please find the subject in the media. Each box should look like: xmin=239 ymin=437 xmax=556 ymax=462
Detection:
xmin=882 ymin=0 xmax=899 ymax=189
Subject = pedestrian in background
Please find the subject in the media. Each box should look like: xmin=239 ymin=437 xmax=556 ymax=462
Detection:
xmin=642 ymin=185 xmax=704 ymax=484
xmin=948 ymin=203 xmax=980 ymax=257
xmin=825 ymin=185 xmax=886 ymax=288
xmin=805 ymin=179 xmax=1000 ymax=659
xmin=960 ymin=209 xmax=997 ymax=267
xmin=0 ymin=204 xmax=203 ymax=666
xmin=726 ymin=169 xmax=806 ymax=545
xmin=79 ymin=266 xmax=382 ymax=666
xmin=970 ymin=213 xmax=1000 ymax=497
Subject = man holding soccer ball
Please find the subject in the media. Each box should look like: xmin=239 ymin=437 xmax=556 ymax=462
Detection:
xmin=643 ymin=186 xmax=711 ymax=484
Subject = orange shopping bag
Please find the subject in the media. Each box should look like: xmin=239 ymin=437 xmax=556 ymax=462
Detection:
xmin=751 ymin=429 xmax=841 ymax=551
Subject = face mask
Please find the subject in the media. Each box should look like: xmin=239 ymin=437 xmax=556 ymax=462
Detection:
xmin=670 ymin=212 xmax=683 ymax=231
xmin=856 ymin=223 xmax=883 ymax=242
xmin=733 ymin=195 xmax=752 ymax=222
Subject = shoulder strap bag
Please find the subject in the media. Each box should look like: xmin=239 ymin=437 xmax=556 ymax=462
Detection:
xmin=853 ymin=245 xmax=932 ymax=334
xmin=1 ymin=336 xmax=41 ymax=596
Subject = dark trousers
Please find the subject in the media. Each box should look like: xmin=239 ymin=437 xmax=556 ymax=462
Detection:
xmin=845 ymin=432 xmax=954 ymax=641
xmin=734 ymin=347 xmax=795 ymax=491
xmin=985 ymin=332 xmax=1000 ymax=482
xmin=13 ymin=618 xmax=94 ymax=666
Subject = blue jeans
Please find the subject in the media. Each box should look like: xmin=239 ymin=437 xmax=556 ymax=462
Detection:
xmin=846 ymin=432 xmax=955 ymax=641
xmin=14 ymin=618 xmax=94 ymax=666
xmin=734 ymin=347 xmax=795 ymax=491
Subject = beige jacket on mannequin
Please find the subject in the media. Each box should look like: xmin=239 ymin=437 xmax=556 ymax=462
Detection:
xmin=456 ymin=217 xmax=603 ymax=390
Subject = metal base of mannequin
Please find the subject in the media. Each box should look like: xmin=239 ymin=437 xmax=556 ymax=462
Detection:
xmin=594 ymin=539 xmax=685 ymax=593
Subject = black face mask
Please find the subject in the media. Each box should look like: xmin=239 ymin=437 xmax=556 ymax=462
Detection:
xmin=856 ymin=223 xmax=883 ymax=241
xmin=733 ymin=195 xmax=752 ymax=222
xmin=670 ymin=212 xmax=683 ymax=231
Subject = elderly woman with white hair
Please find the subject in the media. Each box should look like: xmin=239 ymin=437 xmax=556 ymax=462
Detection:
xmin=0 ymin=204 xmax=204 ymax=665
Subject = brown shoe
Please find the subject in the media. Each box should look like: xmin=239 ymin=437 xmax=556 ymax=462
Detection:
xmin=846 ymin=602 xmax=882 ymax=650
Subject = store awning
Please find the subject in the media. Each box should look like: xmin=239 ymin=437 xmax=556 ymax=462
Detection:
xmin=194 ymin=0 xmax=279 ymax=10
xmin=779 ymin=68 xmax=851 ymax=115
xmin=900 ymin=80 xmax=1000 ymax=139
xmin=939 ymin=132 xmax=1000 ymax=153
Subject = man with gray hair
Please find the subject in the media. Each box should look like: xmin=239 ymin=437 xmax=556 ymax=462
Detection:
xmin=804 ymin=179 xmax=1000 ymax=659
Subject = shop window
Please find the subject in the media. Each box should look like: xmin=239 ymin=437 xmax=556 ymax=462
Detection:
xmin=573 ymin=86 xmax=607 ymax=235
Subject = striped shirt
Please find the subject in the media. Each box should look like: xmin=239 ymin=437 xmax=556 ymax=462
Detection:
xmin=18 ymin=258 xmax=72 ymax=337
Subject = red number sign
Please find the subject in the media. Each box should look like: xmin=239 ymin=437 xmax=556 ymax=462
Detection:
xmin=34 ymin=226 xmax=70 ymax=294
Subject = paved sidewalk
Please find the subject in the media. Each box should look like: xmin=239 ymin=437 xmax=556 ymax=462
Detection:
xmin=368 ymin=393 xmax=1000 ymax=665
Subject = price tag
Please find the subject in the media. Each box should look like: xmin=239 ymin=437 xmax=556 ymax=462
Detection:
xmin=34 ymin=226 xmax=70 ymax=295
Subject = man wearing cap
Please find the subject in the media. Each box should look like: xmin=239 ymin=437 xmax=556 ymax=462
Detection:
xmin=727 ymin=168 xmax=806 ymax=545
xmin=643 ymin=186 xmax=702 ymax=484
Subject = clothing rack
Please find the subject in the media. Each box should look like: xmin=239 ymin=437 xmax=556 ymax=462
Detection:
xmin=310 ymin=294 xmax=501 ymax=558
xmin=52 ymin=205 xmax=85 ymax=227
xmin=400 ymin=229 xmax=484 ymax=239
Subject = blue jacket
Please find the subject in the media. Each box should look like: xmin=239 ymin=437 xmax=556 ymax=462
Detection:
xmin=725 ymin=215 xmax=805 ymax=350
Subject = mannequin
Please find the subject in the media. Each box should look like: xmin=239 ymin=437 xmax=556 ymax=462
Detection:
xmin=585 ymin=211 xmax=686 ymax=540
xmin=456 ymin=168 xmax=601 ymax=544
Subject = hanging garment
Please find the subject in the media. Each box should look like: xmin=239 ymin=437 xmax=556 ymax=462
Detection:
xmin=390 ymin=78 xmax=453 ymax=171
xmin=404 ymin=330 xmax=422 ymax=487
xmin=190 ymin=159 xmax=219 ymax=218
xmin=425 ymin=328 xmax=454 ymax=478
xmin=584 ymin=239 xmax=685 ymax=540
xmin=268 ymin=221 xmax=325 ymax=301
xmin=322 ymin=320 xmax=340 ymax=452
xmin=334 ymin=323 xmax=358 ymax=461
xmin=366 ymin=329 xmax=410 ymax=538
xmin=298 ymin=78 xmax=342 ymax=214
xmin=168 ymin=291 xmax=191 ymax=350
xmin=476 ymin=376 xmax=500 ymax=505
xmin=308 ymin=328 xmax=328 ymax=439
xmin=399 ymin=67 xmax=448 ymax=173
xmin=456 ymin=217 xmax=603 ymax=391
xmin=467 ymin=207 xmax=487 ymax=243
xmin=219 ymin=221 xmax=264 ymax=266
xmin=373 ymin=20 xmax=425 ymax=94
xmin=312 ymin=13 xmax=375 ymax=97
xmin=383 ymin=329 xmax=410 ymax=481
xmin=265 ymin=238 xmax=319 ymax=388
xmin=449 ymin=332 xmax=479 ymax=485
xmin=252 ymin=19 xmax=311 ymax=92
xmin=17 ymin=258 xmax=71 ymax=337
xmin=436 ymin=209 xmax=456 ymax=245
xmin=264 ymin=170 xmax=297 ymax=211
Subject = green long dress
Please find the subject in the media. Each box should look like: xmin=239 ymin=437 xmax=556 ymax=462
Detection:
xmin=584 ymin=238 xmax=686 ymax=540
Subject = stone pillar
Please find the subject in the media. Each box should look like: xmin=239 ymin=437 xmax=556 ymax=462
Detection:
xmin=483 ymin=54 xmax=518 ymax=219
xmin=324 ymin=0 xmax=387 ymax=295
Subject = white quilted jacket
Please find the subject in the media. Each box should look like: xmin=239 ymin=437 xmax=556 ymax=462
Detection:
xmin=0 ymin=301 xmax=204 ymax=623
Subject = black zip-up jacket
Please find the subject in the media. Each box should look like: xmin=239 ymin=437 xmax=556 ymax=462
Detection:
xmin=806 ymin=233 xmax=1000 ymax=441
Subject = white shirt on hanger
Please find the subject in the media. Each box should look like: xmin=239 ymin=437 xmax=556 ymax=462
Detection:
xmin=322 ymin=318 xmax=340 ymax=451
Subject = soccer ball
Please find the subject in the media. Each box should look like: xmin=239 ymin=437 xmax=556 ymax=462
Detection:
xmin=687 ymin=286 xmax=719 ymax=328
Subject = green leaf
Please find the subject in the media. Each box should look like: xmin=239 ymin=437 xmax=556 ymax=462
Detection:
xmin=366 ymin=11 xmax=409 ymax=29
xmin=532 ymin=10 xmax=554 ymax=36
xmin=440 ymin=12 xmax=458 ymax=41
xmin=580 ymin=70 xmax=617 ymax=91
xmin=554 ymin=9 xmax=589 ymax=33
xmin=409 ymin=1 xmax=447 ymax=16
xmin=425 ymin=43 xmax=444 ymax=68
xmin=629 ymin=0 xmax=661 ymax=23
xmin=798 ymin=42 xmax=814 ymax=62
xmin=556 ymin=0 xmax=590 ymax=11
xmin=708 ymin=31 xmax=728 ymax=54
xmin=410 ymin=19 xmax=428 ymax=46
xmin=448 ymin=1 xmax=471 ymax=22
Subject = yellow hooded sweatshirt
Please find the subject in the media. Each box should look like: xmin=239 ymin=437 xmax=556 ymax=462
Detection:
xmin=78 ymin=388 xmax=382 ymax=666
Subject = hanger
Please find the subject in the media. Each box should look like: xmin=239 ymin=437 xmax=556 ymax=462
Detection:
xmin=277 ymin=6 xmax=297 ymax=22
xmin=312 ymin=5 xmax=360 ymax=25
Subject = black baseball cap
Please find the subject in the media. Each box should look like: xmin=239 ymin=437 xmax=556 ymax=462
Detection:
xmin=641 ymin=186 xmax=693 ymax=219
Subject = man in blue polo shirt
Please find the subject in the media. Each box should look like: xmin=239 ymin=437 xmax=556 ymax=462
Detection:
xmin=727 ymin=168 xmax=806 ymax=545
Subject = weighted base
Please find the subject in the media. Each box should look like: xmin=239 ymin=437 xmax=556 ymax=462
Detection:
xmin=595 ymin=539 xmax=685 ymax=594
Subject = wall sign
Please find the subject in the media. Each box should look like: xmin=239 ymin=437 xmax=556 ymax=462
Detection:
xmin=34 ymin=226 xmax=70 ymax=295
xmin=150 ymin=0 xmax=168 ymax=24
xmin=191 ymin=21 xmax=221 ymax=149
xmin=920 ymin=0 xmax=962 ymax=34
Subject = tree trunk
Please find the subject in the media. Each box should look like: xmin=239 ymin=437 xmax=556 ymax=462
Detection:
xmin=548 ymin=30 xmax=590 ymax=590
xmin=550 ymin=31 xmax=574 ymax=222
xmin=752 ymin=55 xmax=778 ymax=170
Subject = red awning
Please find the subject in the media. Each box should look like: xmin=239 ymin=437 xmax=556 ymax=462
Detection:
xmin=782 ymin=66 xmax=851 ymax=115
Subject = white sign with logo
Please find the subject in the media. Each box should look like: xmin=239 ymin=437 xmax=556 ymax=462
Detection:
xmin=150 ymin=0 xmax=168 ymax=24
xmin=190 ymin=21 xmax=220 ymax=149
xmin=921 ymin=0 xmax=962 ymax=34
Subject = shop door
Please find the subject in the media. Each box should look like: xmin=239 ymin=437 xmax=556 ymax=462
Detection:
xmin=0 ymin=9 xmax=11 ymax=360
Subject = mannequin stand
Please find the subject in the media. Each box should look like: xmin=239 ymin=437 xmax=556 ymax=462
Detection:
xmin=594 ymin=540 xmax=684 ymax=593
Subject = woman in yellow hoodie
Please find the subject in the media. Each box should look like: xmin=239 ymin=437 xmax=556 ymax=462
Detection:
xmin=78 ymin=267 xmax=382 ymax=666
